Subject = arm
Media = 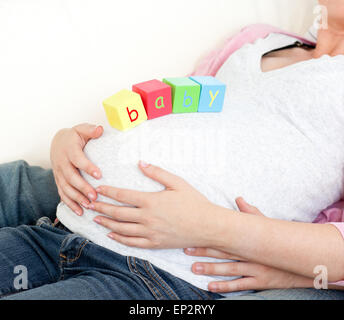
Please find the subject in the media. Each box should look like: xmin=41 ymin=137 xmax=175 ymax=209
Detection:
xmin=186 ymin=199 xmax=315 ymax=293
xmin=207 ymin=206 xmax=344 ymax=282
xmin=185 ymin=199 xmax=344 ymax=293
xmin=91 ymin=162 xmax=344 ymax=283
xmin=186 ymin=247 xmax=344 ymax=293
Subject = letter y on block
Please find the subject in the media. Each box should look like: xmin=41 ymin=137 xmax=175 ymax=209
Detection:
xmin=189 ymin=76 xmax=226 ymax=113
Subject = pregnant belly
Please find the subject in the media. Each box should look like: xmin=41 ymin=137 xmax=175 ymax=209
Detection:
xmin=56 ymin=109 xmax=343 ymax=291
xmin=78 ymin=109 xmax=341 ymax=224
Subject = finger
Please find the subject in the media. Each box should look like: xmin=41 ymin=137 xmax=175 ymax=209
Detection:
xmin=93 ymin=216 xmax=147 ymax=237
xmin=208 ymin=278 xmax=259 ymax=293
xmin=73 ymin=123 xmax=104 ymax=141
xmin=69 ymin=147 xmax=102 ymax=181
xmin=64 ymin=164 xmax=98 ymax=201
xmin=106 ymin=233 xmax=153 ymax=249
xmin=138 ymin=161 xmax=185 ymax=190
xmin=96 ymin=186 xmax=146 ymax=207
xmin=59 ymin=175 xmax=91 ymax=209
xmin=90 ymin=202 xmax=142 ymax=223
xmin=192 ymin=262 xmax=255 ymax=277
xmin=236 ymin=197 xmax=264 ymax=216
xmin=58 ymin=188 xmax=83 ymax=216
xmin=184 ymin=248 xmax=244 ymax=261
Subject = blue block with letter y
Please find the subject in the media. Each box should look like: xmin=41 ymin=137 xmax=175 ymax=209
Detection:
xmin=189 ymin=76 xmax=226 ymax=113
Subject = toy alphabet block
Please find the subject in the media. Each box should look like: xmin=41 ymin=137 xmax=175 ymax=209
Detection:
xmin=163 ymin=77 xmax=200 ymax=114
xmin=189 ymin=76 xmax=226 ymax=113
xmin=132 ymin=79 xmax=172 ymax=120
xmin=103 ymin=89 xmax=148 ymax=132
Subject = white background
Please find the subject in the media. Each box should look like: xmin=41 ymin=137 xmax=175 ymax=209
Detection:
xmin=0 ymin=0 xmax=317 ymax=167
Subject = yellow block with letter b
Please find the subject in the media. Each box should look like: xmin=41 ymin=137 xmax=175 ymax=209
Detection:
xmin=103 ymin=89 xmax=148 ymax=132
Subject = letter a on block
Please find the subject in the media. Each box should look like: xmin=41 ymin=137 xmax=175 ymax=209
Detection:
xmin=132 ymin=80 xmax=172 ymax=120
xmin=155 ymin=96 xmax=165 ymax=109
xmin=103 ymin=89 xmax=147 ymax=132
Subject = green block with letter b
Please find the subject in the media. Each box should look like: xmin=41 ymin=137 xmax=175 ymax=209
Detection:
xmin=163 ymin=77 xmax=200 ymax=114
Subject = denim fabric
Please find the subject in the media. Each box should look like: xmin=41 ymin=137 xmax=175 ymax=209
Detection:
xmin=0 ymin=222 xmax=222 ymax=300
xmin=0 ymin=161 xmax=222 ymax=300
xmin=0 ymin=161 xmax=59 ymax=227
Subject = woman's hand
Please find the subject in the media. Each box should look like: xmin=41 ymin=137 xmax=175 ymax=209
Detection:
xmin=91 ymin=161 xmax=220 ymax=249
xmin=51 ymin=123 xmax=104 ymax=215
xmin=185 ymin=247 xmax=313 ymax=293
xmin=185 ymin=199 xmax=313 ymax=293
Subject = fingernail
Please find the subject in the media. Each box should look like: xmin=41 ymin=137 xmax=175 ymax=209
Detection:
xmin=96 ymin=187 xmax=102 ymax=193
xmin=139 ymin=160 xmax=150 ymax=168
xmin=194 ymin=264 xmax=204 ymax=274
xmin=89 ymin=203 xmax=95 ymax=210
xmin=107 ymin=233 xmax=115 ymax=239
xmin=92 ymin=125 xmax=100 ymax=133
xmin=93 ymin=171 xmax=101 ymax=179
xmin=209 ymin=284 xmax=218 ymax=292
xmin=81 ymin=201 xmax=89 ymax=208
xmin=75 ymin=209 xmax=83 ymax=216
xmin=186 ymin=248 xmax=196 ymax=253
xmin=88 ymin=193 xmax=96 ymax=200
xmin=93 ymin=217 xmax=101 ymax=224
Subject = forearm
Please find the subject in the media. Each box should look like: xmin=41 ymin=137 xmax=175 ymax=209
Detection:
xmin=206 ymin=205 xmax=344 ymax=282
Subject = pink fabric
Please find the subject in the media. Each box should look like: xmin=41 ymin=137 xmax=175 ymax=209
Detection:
xmin=190 ymin=23 xmax=344 ymax=285
xmin=314 ymin=204 xmax=344 ymax=266
xmin=191 ymin=23 xmax=315 ymax=77
xmin=316 ymin=207 xmax=344 ymax=286
xmin=314 ymin=202 xmax=344 ymax=225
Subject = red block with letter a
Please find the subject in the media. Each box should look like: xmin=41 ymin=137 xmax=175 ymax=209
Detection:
xmin=132 ymin=79 xmax=173 ymax=120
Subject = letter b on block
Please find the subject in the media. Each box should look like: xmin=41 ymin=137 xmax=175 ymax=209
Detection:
xmin=103 ymin=89 xmax=148 ymax=131
xmin=189 ymin=76 xmax=226 ymax=113
xmin=132 ymin=79 xmax=172 ymax=120
xmin=163 ymin=78 xmax=200 ymax=113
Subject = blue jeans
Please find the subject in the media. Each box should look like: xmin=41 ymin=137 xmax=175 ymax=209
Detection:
xmin=0 ymin=161 xmax=223 ymax=300
xmin=223 ymin=288 xmax=344 ymax=300
xmin=0 ymin=161 xmax=343 ymax=300
xmin=0 ymin=160 xmax=59 ymax=228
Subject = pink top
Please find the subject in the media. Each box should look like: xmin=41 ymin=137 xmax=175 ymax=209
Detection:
xmin=191 ymin=23 xmax=344 ymax=285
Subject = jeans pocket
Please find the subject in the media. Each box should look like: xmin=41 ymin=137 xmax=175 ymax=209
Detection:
xmin=127 ymin=257 xmax=180 ymax=300
xmin=58 ymin=234 xmax=89 ymax=280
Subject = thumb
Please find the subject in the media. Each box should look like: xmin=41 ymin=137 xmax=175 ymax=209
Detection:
xmin=236 ymin=197 xmax=264 ymax=216
xmin=138 ymin=161 xmax=185 ymax=189
xmin=73 ymin=124 xmax=104 ymax=143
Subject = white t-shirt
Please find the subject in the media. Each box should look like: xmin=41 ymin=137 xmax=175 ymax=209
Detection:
xmin=57 ymin=33 xmax=344 ymax=296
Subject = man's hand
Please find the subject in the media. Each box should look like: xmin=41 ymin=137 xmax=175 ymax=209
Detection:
xmin=50 ymin=123 xmax=103 ymax=215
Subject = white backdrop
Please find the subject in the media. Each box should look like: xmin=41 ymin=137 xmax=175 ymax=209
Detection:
xmin=0 ymin=0 xmax=317 ymax=167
